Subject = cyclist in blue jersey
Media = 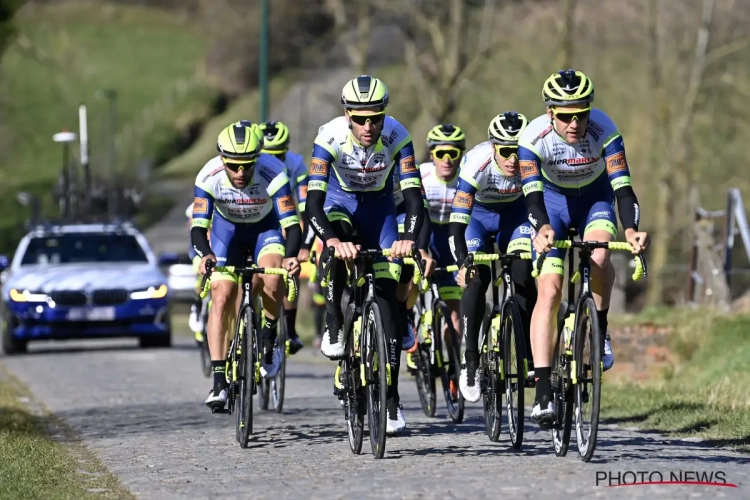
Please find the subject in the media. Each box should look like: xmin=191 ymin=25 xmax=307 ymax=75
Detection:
xmin=518 ymin=70 xmax=649 ymax=425
xmin=191 ymin=121 xmax=302 ymax=411
xmin=260 ymin=120 xmax=309 ymax=355
xmin=306 ymin=75 xmax=425 ymax=434
xmin=449 ymin=112 xmax=536 ymax=403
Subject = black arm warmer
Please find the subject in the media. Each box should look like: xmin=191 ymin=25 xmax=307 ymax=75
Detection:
xmin=284 ymin=223 xmax=302 ymax=257
xmin=190 ymin=226 xmax=213 ymax=258
xmin=448 ymin=221 xmax=468 ymax=265
xmin=416 ymin=207 xmax=431 ymax=251
xmin=305 ymin=190 xmax=335 ymax=243
xmin=525 ymin=190 xmax=550 ymax=230
xmin=614 ymin=185 xmax=640 ymax=231
xmin=400 ymin=187 xmax=424 ymax=242
xmin=300 ymin=210 xmax=315 ymax=251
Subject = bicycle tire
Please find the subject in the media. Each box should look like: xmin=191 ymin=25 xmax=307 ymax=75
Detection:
xmin=344 ymin=303 xmax=364 ymax=455
xmin=364 ymin=301 xmax=388 ymax=459
xmin=574 ymin=296 xmax=602 ymax=462
xmin=237 ymin=307 xmax=255 ymax=448
xmin=413 ymin=300 xmax=436 ymax=417
xmin=481 ymin=302 xmax=502 ymax=442
xmin=434 ymin=301 xmax=464 ymax=423
xmin=271 ymin=311 xmax=287 ymax=413
xmin=199 ymin=297 xmax=212 ymax=377
xmin=552 ymin=301 xmax=573 ymax=457
xmin=502 ymin=299 xmax=525 ymax=449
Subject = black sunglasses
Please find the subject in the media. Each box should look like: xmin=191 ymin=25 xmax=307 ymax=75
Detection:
xmin=223 ymin=160 xmax=256 ymax=173
xmin=553 ymin=109 xmax=590 ymax=124
xmin=349 ymin=113 xmax=385 ymax=126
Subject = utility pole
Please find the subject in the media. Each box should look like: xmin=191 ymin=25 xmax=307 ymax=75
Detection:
xmin=97 ymin=88 xmax=119 ymax=220
xmin=259 ymin=0 xmax=269 ymax=122
xmin=53 ymin=131 xmax=77 ymax=220
xmin=79 ymin=104 xmax=91 ymax=213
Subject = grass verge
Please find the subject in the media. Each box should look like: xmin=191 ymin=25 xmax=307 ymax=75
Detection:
xmin=0 ymin=366 xmax=132 ymax=499
xmin=602 ymin=311 xmax=750 ymax=451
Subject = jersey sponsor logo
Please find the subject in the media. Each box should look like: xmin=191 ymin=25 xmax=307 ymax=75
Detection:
xmin=327 ymin=137 xmax=335 ymax=145
xmin=547 ymin=157 xmax=600 ymax=166
xmin=276 ymin=194 xmax=296 ymax=214
xmin=193 ymin=197 xmax=208 ymax=214
xmin=348 ymin=178 xmax=378 ymax=189
xmin=587 ymin=120 xmax=604 ymax=141
xmin=519 ymin=160 xmax=539 ymax=180
xmin=381 ymin=129 xmax=398 ymax=147
xmin=259 ymin=166 xmax=276 ymax=183
xmin=202 ymin=165 xmax=225 ymax=182
xmin=605 ymin=152 xmax=627 ymax=174
xmin=310 ymin=159 xmax=328 ymax=176
xmin=467 ymin=238 xmax=482 ymax=248
xmin=591 ymin=210 xmax=611 ymax=218
xmin=531 ymin=125 xmax=553 ymax=146
xmin=519 ymin=225 xmax=532 ymax=234
xmin=472 ymin=159 xmax=492 ymax=180
xmin=216 ymin=197 xmax=268 ymax=205
xmin=401 ymin=155 xmax=417 ymax=174
xmin=453 ymin=191 xmax=473 ymax=209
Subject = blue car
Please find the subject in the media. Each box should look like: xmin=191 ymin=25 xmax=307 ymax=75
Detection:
xmin=0 ymin=222 xmax=173 ymax=354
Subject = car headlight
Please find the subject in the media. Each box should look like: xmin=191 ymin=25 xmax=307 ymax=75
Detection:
xmin=9 ymin=289 xmax=48 ymax=302
xmin=130 ymin=284 xmax=168 ymax=300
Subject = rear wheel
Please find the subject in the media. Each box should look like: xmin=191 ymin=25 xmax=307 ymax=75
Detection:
xmin=364 ymin=301 xmax=388 ymax=459
xmin=344 ymin=305 xmax=364 ymax=455
xmin=434 ymin=301 xmax=463 ymax=423
xmin=199 ymin=300 xmax=211 ymax=377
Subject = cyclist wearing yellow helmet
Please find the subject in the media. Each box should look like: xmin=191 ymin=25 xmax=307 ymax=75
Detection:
xmin=260 ymin=120 xmax=310 ymax=355
xmin=306 ymin=75 xmax=425 ymax=434
xmin=448 ymin=112 xmax=535 ymax=403
xmin=518 ymin=69 xmax=649 ymax=426
xmin=192 ymin=121 xmax=302 ymax=411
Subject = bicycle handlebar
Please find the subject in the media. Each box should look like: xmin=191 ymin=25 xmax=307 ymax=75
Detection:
xmin=531 ymin=240 xmax=647 ymax=280
xmin=320 ymin=246 xmax=426 ymax=289
xmin=199 ymin=260 xmax=298 ymax=302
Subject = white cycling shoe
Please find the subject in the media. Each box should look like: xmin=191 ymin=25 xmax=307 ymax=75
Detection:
xmin=459 ymin=365 xmax=481 ymax=403
xmin=188 ymin=305 xmax=204 ymax=334
xmin=260 ymin=347 xmax=283 ymax=379
xmin=205 ymin=388 xmax=228 ymax=410
xmin=321 ymin=327 xmax=345 ymax=359
xmin=386 ymin=401 xmax=406 ymax=435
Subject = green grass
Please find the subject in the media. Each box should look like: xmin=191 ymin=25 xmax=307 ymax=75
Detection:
xmin=0 ymin=1 xmax=218 ymax=252
xmin=602 ymin=313 xmax=750 ymax=451
xmin=0 ymin=367 xmax=132 ymax=499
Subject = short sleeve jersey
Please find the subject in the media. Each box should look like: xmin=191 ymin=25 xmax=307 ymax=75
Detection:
xmin=192 ymin=154 xmax=299 ymax=230
xmin=420 ymin=162 xmax=459 ymax=226
xmin=517 ymin=109 xmax=632 ymax=197
xmin=284 ymin=151 xmax=309 ymax=211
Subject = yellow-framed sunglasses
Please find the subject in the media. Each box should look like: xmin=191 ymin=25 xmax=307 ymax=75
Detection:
xmin=494 ymin=144 xmax=518 ymax=160
xmin=550 ymin=105 xmax=591 ymax=124
xmin=221 ymin=157 xmax=257 ymax=172
xmin=348 ymin=111 xmax=386 ymax=126
xmin=431 ymin=146 xmax=463 ymax=161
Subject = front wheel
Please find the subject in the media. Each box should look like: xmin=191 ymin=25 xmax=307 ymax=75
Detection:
xmin=481 ymin=304 xmax=502 ymax=442
xmin=574 ymin=297 xmax=602 ymax=462
xmin=237 ymin=309 xmax=256 ymax=448
xmin=364 ymin=301 xmax=388 ymax=459
xmin=502 ymin=299 xmax=526 ymax=450
xmin=552 ymin=301 xmax=573 ymax=457
xmin=270 ymin=311 xmax=287 ymax=413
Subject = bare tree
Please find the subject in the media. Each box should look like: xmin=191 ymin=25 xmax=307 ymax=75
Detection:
xmin=391 ymin=0 xmax=497 ymax=124
xmin=558 ymin=0 xmax=577 ymax=69
xmin=646 ymin=0 xmax=716 ymax=306
xmin=323 ymin=0 xmax=371 ymax=74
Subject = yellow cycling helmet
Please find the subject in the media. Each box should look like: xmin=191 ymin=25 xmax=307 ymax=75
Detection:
xmin=341 ymin=75 xmax=389 ymax=110
xmin=542 ymin=69 xmax=595 ymax=107
xmin=260 ymin=121 xmax=290 ymax=154
xmin=488 ymin=112 xmax=528 ymax=145
xmin=426 ymin=124 xmax=466 ymax=149
xmin=217 ymin=121 xmax=263 ymax=162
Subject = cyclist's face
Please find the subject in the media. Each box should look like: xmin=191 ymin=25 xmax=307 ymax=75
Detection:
xmin=547 ymin=105 xmax=590 ymax=144
xmin=494 ymin=150 xmax=519 ymax=176
xmin=223 ymin=161 xmax=254 ymax=189
xmin=430 ymin=148 xmax=461 ymax=179
xmin=346 ymin=108 xmax=385 ymax=148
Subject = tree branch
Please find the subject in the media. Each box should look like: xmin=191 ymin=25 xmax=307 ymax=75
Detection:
xmin=404 ymin=38 xmax=439 ymax=119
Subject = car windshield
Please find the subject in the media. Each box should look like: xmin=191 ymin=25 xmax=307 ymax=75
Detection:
xmin=20 ymin=233 xmax=149 ymax=265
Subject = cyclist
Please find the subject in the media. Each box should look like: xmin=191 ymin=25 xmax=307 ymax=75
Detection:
xmin=403 ymin=124 xmax=467 ymax=401
xmin=449 ymin=112 xmax=537 ymax=403
xmin=260 ymin=120 xmax=309 ymax=355
xmin=192 ymin=121 xmax=302 ymax=411
xmin=518 ymin=69 xmax=649 ymax=426
xmin=306 ymin=75 xmax=425 ymax=434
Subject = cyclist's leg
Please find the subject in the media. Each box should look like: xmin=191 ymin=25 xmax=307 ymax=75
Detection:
xmin=396 ymin=213 xmax=417 ymax=353
xmin=320 ymin=205 xmax=356 ymax=358
xmin=577 ymin=196 xmax=618 ymax=370
xmin=529 ymin=191 xmax=568 ymax=423
xmin=458 ymin=206 xmax=496 ymax=402
xmin=250 ymin=229 xmax=286 ymax=378
xmin=204 ymin=215 xmax=242 ymax=407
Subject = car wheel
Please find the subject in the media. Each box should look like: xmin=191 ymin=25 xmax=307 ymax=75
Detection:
xmin=2 ymin=315 xmax=27 ymax=355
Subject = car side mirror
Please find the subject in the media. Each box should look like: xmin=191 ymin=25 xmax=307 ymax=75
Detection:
xmin=158 ymin=252 xmax=179 ymax=266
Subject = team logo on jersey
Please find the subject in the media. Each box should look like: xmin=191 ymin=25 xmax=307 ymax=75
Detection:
xmin=276 ymin=194 xmax=296 ymax=214
xmin=472 ymin=159 xmax=492 ymax=180
xmin=519 ymin=160 xmax=539 ymax=180
xmin=310 ymin=159 xmax=328 ymax=176
xmin=605 ymin=152 xmax=627 ymax=174
xmin=299 ymin=185 xmax=308 ymax=200
xmin=401 ymin=156 xmax=417 ymax=174
xmin=193 ymin=197 xmax=208 ymax=215
xmin=531 ymin=125 xmax=553 ymax=146
xmin=453 ymin=191 xmax=473 ymax=210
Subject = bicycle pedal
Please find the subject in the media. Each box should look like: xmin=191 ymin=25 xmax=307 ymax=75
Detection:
xmin=210 ymin=407 xmax=229 ymax=414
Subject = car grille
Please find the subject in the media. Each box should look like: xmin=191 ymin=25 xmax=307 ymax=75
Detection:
xmin=92 ymin=289 xmax=129 ymax=306
xmin=49 ymin=291 xmax=88 ymax=306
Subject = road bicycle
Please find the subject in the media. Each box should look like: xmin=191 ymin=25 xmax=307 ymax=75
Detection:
xmin=466 ymin=251 xmax=533 ymax=448
xmin=200 ymin=257 xmax=297 ymax=448
xmin=322 ymin=247 xmax=425 ymax=458
xmin=532 ymin=233 xmax=646 ymax=462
